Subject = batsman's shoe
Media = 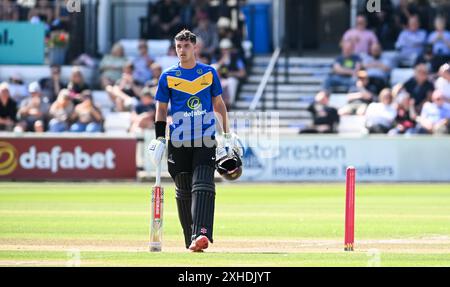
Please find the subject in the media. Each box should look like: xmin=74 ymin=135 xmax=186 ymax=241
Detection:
xmin=189 ymin=235 xmax=209 ymax=252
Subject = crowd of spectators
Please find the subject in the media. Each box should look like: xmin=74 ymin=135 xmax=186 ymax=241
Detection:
xmin=3 ymin=1 xmax=448 ymax=136
xmin=0 ymin=0 xmax=250 ymax=134
xmin=317 ymin=1 xmax=450 ymax=136
xmin=0 ymin=0 xmax=71 ymax=43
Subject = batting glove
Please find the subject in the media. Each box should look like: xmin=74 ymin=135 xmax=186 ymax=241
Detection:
xmin=148 ymin=137 xmax=166 ymax=166
xmin=218 ymin=132 xmax=243 ymax=157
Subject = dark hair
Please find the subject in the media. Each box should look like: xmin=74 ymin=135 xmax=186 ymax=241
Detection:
xmin=356 ymin=13 xmax=367 ymax=20
xmin=174 ymin=29 xmax=197 ymax=44
xmin=424 ymin=43 xmax=433 ymax=54
xmin=50 ymin=64 xmax=61 ymax=70
xmin=199 ymin=52 xmax=211 ymax=64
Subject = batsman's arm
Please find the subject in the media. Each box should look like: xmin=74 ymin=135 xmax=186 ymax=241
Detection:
xmin=212 ymin=95 xmax=229 ymax=134
xmin=155 ymin=101 xmax=168 ymax=138
xmin=156 ymin=101 xmax=168 ymax=122
xmin=148 ymin=101 xmax=168 ymax=166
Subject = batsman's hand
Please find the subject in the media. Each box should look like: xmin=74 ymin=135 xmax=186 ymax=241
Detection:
xmin=148 ymin=137 xmax=166 ymax=166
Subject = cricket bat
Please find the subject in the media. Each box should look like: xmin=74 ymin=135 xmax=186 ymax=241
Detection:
xmin=150 ymin=164 xmax=164 ymax=252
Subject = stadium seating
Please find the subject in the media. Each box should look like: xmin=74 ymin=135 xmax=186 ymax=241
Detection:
xmin=119 ymin=39 xmax=171 ymax=59
xmin=92 ymin=90 xmax=114 ymax=116
xmin=0 ymin=65 xmax=96 ymax=86
xmin=390 ymin=68 xmax=414 ymax=86
xmin=329 ymin=93 xmax=348 ymax=109
xmin=104 ymin=112 xmax=132 ymax=135
xmin=337 ymin=115 xmax=367 ymax=134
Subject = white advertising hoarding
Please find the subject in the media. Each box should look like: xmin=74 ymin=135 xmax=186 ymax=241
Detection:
xmin=240 ymin=136 xmax=450 ymax=182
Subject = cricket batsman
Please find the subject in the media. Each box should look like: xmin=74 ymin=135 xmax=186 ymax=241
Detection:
xmin=148 ymin=30 xmax=242 ymax=252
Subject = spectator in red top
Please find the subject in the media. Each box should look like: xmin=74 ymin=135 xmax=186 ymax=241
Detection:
xmin=388 ymin=91 xmax=417 ymax=135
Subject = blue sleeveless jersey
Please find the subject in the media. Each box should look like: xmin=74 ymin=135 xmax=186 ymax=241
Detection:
xmin=155 ymin=62 xmax=223 ymax=141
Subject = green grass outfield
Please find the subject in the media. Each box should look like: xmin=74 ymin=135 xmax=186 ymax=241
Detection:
xmin=0 ymin=182 xmax=449 ymax=266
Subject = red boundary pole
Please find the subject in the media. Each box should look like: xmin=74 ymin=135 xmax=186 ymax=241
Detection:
xmin=345 ymin=166 xmax=355 ymax=251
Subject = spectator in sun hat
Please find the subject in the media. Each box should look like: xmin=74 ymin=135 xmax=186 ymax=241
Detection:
xmin=217 ymin=16 xmax=244 ymax=56
xmin=435 ymin=63 xmax=450 ymax=102
xmin=15 ymin=81 xmax=49 ymax=133
xmin=212 ymin=38 xmax=246 ymax=106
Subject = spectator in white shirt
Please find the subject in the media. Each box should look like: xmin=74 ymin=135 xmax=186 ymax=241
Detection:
xmin=435 ymin=63 xmax=450 ymax=102
xmin=365 ymin=88 xmax=397 ymax=134
xmin=416 ymin=90 xmax=450 ymax=134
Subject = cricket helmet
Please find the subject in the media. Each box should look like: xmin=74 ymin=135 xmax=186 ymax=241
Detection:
xmin=215 ymin=147 xmax=243 ymax=181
